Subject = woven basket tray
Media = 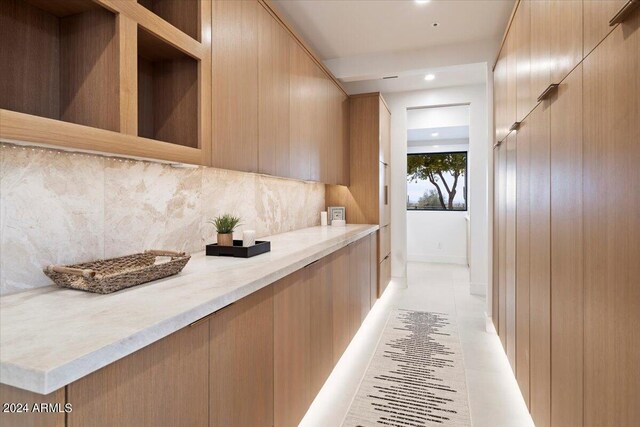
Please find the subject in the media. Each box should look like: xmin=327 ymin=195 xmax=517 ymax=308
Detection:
xmin=44 ymin=250 xmax=191 ymax=294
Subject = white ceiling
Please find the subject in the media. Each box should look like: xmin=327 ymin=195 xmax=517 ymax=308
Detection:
xmin=272 ymin=0 xmax=514 ymax=94
xmin=408 ymin=125 xmax=469 ymax=142
xmin=272 ymin=0 xmax=514 ymax=60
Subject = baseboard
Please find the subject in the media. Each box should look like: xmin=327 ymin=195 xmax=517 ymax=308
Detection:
xmin=470 ymin=282 xmax=486 ymax=296
xmin=406 ymin=253 xmax=467 ymax=265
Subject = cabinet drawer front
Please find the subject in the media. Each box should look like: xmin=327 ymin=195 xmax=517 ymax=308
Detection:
xmin=378 ymin=255 xmax=391 ymax=297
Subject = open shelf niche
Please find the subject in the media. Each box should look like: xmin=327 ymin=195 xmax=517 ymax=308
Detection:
xmin=137 ymin=26 xmax=199 ymax=149
xmin=0 ymin=0 xmax=120 ymax=131
xmin=137 ymin=0 xmax=200 ymax=41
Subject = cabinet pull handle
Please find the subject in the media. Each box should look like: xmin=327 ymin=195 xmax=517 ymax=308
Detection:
xmin=609 ymin=0 xmax=639 ymax=26
xmin=384 ymin=185 xmax=388 ymax=205
xmin=509 ymin=122 xmax=521 ymax=132
xmin=189 ymin=303 xmax=234 ymax=327
xmin=537 ymin=83 xmax=559 ymax=102
xmin=493 ymin=140 xmax=502 ymax=149
xmin=304 ymin=259 xmax=321 ymax=268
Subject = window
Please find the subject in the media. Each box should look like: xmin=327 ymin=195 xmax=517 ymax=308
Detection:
xmin=407 ymin=151 xmax=468 ymax=211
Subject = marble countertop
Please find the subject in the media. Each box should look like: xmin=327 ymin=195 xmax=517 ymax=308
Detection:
xmin=0 ymin=224 xmax=378 ymax=394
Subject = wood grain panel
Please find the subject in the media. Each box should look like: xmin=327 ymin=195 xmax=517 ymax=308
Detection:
xmin=289 ymin=39 xmax=313 ymax=180
xmin=0 ymin=384 xmax=65 ymax=427
xmin=515 ymin=0 xmax=534 ymax=121
xmin=498 ymin=141 xmax=507 ymax=349
xmin=118 ymin=14 xmax=138 ymax=135
xmin=583 ymin=14 xmax=640 ymax=427
xmin=492 ymin=147 xmax=500 ymax=331
xmin=550 ymin=63 xmax=583 ymax=427
xmin=67 ymin=321 xmax=209 ymax=427
xmin=330 ymin=247 xmax=351 ymax=363
xmin=0 ymin=0 xmax=60 ymax=120
xmin=583 ymin=0 xmax=626 ymax=57
xmin=378 ymin=254 xmax=391 ymax=298
xmin=369 ymin=232 xmax=378 ymax=308
xmin=528 ymin=99 xmax=551 ymax=427
xmin=494 ymin=51 xmax=508 ymax=142
xmin=210 ymin=287 xmax=274 ymax=427
xmin=309 ymin=258 xmax=334 ymax=396
xmin=274 ymin=269 xmax=311 ymax=427
xmin=379 ymin=224 xmax=391 ymax=261
xmin=549 ymin=0 xmax=582 ymax=85
xmin=138 ymin=0 xmax=200 ymax=41
xmin=505 ymin=132 xmax=517 ymax=372
xmin=258 ymin=5 xmax=290 ymax=177
xmin=349 ymin=238 xmax=370 ymax=337
xmin=379 ymin=98 xmax=391 ymax=164
xmin=530 ymin=0 xmax=551 ymax=100
xmin=327 ymin=82 xmax=349 ymax=185
xmin=309 ymin=67 xmax=329 ymax=182
xmin=506 ymin=24 xmax=517 ymax=131
xmin=515 ymin=114 xmax=531 ymax=408
xmin=211 ymin=0 xmax=258 ymax=171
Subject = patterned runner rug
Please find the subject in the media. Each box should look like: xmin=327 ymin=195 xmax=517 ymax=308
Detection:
xmin=343 ymin=309 xmax=472 ymax=427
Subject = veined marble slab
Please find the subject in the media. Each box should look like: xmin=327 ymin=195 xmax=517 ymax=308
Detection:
xmin=0 ymin=224 xmax=378 ymax=394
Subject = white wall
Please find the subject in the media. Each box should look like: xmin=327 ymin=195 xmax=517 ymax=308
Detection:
xmin=384 ymin=81 xmax=491 ymax=296
xmin=406 ymin=105 xmax=469 ymax=129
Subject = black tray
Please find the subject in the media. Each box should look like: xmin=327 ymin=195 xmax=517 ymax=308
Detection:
xmin=205 ymin=240 xmax=270 ymax=258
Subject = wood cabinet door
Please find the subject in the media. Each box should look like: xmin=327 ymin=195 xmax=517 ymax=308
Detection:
xmin=327 ymin=82 xmax=349 ymax=185
xmin=505 ymin=132 xmax=517 ymax=373
xmin=515 ymin=114 xmax=531 ymax=408
xmin=583 ymin=0 xmax=627 ymax=56
xmin=348 ymin=238 xmax=370 ymax=337
xmin=494 ymin=50 xmax=508 ymax=143
xmin=211 ymin=0 xmax=258 ymax=172
xmin=549 ymin=0 xmax=583 ymax=85
xmin=330 ymin=247 xmax=351 ymax=363
xmin=506 ymin=24 xmax=517 ymax=132
xmin=550 ymin=63 xmax=584 ymax=427
xmin=379 ymin=97 xmax=391 ymax=164
xmin=379 ymin=162 xmax=390 ymax=226
xmin=369 ymin=232 xmax=378 ymax=308
xmin=258 ymin=4 xmax=290 ymax=177
xmin=309 ymin=258 xmax=334 ymax=397
xmin=0 ymin=384 xmax=65 ymax=427
xmin=274 ymin=268 xmax=311 ymax=427
xmin=289 ymin=40 xmax=313 ymax=181
xmin=528 ymin=99 xmax=551 ymax=427
xmin=492 ymin=147 xmax=500 ymax=332
xmin=309 ymin=67 xmax=328 ymax=182
xmin=583 ymin=14 xmax=640 ymax=427
xmin=210 ymin=286 xmax=274 ymax=427
xmin=497 ymin=140 xmax=507 ymax=349
xmin=378 ymin=254 xmax=391 ymax=298
xmin=530 ymin=0 xmax=552 ymax=102
xmin=67 ymin=321 xmax=209 ymax=427
xmin=515 ymin=0 xmax=534 ymax=121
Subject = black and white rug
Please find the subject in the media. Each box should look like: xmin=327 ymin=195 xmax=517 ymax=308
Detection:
xmin=343 ymin=309 xmax=472 ymax=427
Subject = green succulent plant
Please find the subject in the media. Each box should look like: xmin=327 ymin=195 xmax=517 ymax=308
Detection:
xmin=208 ymin=214 xmax=242 ymax=234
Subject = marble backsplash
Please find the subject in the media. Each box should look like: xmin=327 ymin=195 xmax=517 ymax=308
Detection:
xmin=0 ymin=143 xmax=325 ymax=295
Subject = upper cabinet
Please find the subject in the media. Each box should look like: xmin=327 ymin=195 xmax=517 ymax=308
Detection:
xmin=0 ymin=0 xmax=349 ymax=183
xmin=211 ymin=0 xmax=259 ymax=172
xmin=583 ymin=0 xmax=629 ymax=56
xmin=0 ymin=0 xmax=211 ymax=165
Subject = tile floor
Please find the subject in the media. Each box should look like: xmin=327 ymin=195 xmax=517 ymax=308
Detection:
xmin=300 ymin=262 xmax=534 ymax=427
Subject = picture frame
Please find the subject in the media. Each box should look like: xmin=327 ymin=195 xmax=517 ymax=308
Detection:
xmin=328 ymin=206 xmax=345 ymax=224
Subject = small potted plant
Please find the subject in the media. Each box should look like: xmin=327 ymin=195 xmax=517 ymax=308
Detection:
xmin=208 ymin=214 xmax=241 ymax=247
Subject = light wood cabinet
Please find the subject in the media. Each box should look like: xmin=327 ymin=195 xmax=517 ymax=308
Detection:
xmin=67 ymin=320 xmax=209 ymax=427
xmin=349 ymin=237 xmax=371 ymax=337
xmin=309 ymin=67 xmax=329 ymax=182
xmin=583 ymin=0 xmax=628 ymax=56
xmin=515 ymin=0 xmax=534 ymax=122
xmin=210 ymin=286 xmax=274 ymax=427
xmin=330 ymin=247 xmax=351 ymax=362
xmin=505 ymin=132 xmax=517 ymax=372
xmin=309 ymin=258 xmax=334 ymax=397
xmin=289 ymin=40 xmax=314 ymax=181
xmin=493 ymin=49 xmax=508 ymax=143
xmin=379 ymin=254 xmax=391 ymax=299
xmin=327 ymin=81 xmax=350 ymax=185
xmin=530 ymin=0 xmax=552 ymax=102
xmin=550 ymin=64 xmax=583 ymax=427
xmin=497 ymin=139 xmax=507 ymax=350
xmin=583 ymin=14 xmax=640 ymax=426
xmin=505 ymin=26 xmax=517 ymax=133
xmin=258 ymin=4 xmax=290 ymax=177
xmin=369 ymin=232 xmax=379 ymax=308
xmin=515 ymin=113 xmax=531 ymax=409
xmin=528 ymin=100 xmax=551 ymax=427
xmin=549 ymin=0 xmax=582 ymax=85
xmin=0 ymin=384 xmax=65 ymax=427
xmin=211 ymin=0 xmax=259 ymax=172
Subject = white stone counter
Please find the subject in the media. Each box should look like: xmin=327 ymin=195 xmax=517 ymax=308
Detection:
xmin=0 ymin=224 xmax=378 ymax=394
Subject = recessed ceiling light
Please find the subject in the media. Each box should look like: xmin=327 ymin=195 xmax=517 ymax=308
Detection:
xmin=431 ymin=132 xmax=439 ymax=137
xmin=415 ymin=0 xmax=431 ymax=4
xmin=424 ymin=74 xmax=435 ymax=81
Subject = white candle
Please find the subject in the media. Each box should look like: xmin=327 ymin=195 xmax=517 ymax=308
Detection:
xmin=242 ymin=230 xmax=256 ymax=247
xmin=320 ymin=211 xmax=328 ymax=226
